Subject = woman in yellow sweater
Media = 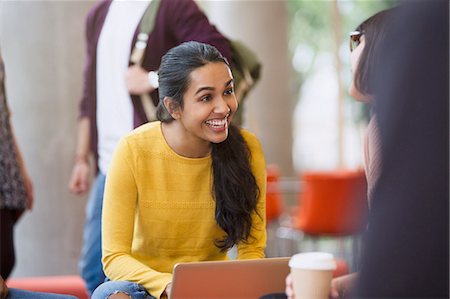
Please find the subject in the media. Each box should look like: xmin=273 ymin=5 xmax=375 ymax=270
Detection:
xmin=92 ymin=41 xmax=266 ymax=299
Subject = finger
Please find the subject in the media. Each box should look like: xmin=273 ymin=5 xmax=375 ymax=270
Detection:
xmin=330 ymin=289 xmax=340 ymax=299
xmin=79 ymin=175 xmax=89 ymax=192
xmin=285 ymin=273 xmax=292 ymax=285
xmin=286 ymin=287 xmax=293 ymax=298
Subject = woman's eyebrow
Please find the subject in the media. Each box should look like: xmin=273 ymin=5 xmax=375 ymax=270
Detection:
xmin=195 ymin=86 xmax=214 ymax=95
xmin=225 ymin=79 xmax=234 ymax=87
xmin=195 ymin=79 xmax=234 ymax=95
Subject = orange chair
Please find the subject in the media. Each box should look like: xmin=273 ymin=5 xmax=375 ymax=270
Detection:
xmin=6 ymin=275 xmax=88 ymax=299
xmin=283 ymin=169 xmax=368 ymax=269
xmin=294 ymin=169 xmax=368 ymax=235
xmin=266 ymin=164 xmax=283 ymax=224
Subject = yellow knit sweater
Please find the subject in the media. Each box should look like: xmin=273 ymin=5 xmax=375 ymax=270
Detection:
xmin=102 ymin=121 xmax=267 ymax=298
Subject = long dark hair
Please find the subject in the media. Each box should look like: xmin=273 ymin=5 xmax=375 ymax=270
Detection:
xmin=156 ymin=41 xmax=260 ymax=251
xmin=354 ymin=8 xmax=395 ymax=96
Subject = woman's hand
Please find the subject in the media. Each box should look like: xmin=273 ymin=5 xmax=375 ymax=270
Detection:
xmin=330 ymin=273 xmax=357 ymax=299
xmin=286 ymin=272 xmax=357 ymax=299
xmin=285 ymin=273 xmax=294 ymax=299
xmin=163 ymin=282 xmax=172 ymax=298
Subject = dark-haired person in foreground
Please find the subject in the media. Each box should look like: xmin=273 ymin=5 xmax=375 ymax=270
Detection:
xmin=354 ymin=0 xmax=448 ymax=298
xmin=92 ymin=41 xmax=266 ymax=299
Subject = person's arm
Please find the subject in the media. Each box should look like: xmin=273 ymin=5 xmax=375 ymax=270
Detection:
xmin=68 ymin=117 xmax=91 ymax=194
xmin=102 ymin=138 xmax=172 ymax=299
xmin=68 ymin=3 xmax=99 ymax=194
xmin=0 ymin=276 xmax=8 ymax=299
xmin=236 ymin=131 xmax=267 ymax=259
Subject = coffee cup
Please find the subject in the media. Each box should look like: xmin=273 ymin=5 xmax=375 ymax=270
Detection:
xmin=289 ymin=252 xmax=337 ymax=299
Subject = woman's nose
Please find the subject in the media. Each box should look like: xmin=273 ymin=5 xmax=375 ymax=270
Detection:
xmin=214 ymin=98 xmax=230 ymax=114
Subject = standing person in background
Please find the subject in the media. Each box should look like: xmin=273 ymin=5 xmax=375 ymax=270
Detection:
xmin=285 ymin=8 xmax=395 ymax=299
xmin=67 ymin=0 xmax=231 ymax=294
xmin=92 ymin=41 xmax=266 ymax=299
xmin=0 ymin=49 xmax=34 ymax=279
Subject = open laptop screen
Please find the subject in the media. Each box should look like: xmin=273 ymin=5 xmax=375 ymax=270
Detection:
xmin=170 ymin=257 xmax=290 ymax=299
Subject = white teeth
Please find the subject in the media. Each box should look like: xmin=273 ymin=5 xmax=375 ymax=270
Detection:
xmin=205 ymin=117 xmax=228 ymax=128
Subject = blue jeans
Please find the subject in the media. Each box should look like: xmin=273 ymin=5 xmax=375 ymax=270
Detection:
xmin=7 ymin=288 xmax=79 ymax=299
xmin=79 ymin=173 xmax=106 ymax=295
xmin=91 ymin=281 xmax=156 ymax=299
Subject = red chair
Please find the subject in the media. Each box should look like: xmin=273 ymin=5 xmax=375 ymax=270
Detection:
xmin=266 ymin=164 xmax=283 ymax=224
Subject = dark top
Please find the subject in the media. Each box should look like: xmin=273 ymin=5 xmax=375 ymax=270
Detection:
xmin=354 ymin=1 xmax=449 ymax=298
xmin=79 ymin=0 xmax=232 ymax=169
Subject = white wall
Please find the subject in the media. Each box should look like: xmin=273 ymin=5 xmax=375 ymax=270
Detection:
xmin=0 ymin=1 xmax=93 ymax=277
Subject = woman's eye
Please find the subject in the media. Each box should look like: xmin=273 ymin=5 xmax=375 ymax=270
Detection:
xmin=224 ymin=88 xmax=234 ymax=95
xmin=201 ymin=95 xmax=211 ymax=102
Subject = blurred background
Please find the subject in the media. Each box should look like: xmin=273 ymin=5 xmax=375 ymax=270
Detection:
xmin=0 ymin=0 xmax=394 ymax=278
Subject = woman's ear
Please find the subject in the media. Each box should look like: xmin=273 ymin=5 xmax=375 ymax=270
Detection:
xmin=163 ymin=97 xmax=181 ymax=119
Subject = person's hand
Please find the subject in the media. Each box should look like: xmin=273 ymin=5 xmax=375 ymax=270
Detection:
xmin=22 ymin=171 xmax=34 ymax=210
xmin=286 ymin=272 xmax=356 ymax=299
xmin=163 ymin=282 xmax=172 ymax=298
xmin=330 ymin=273 xmax=357 ymax=299
xmin=0 ymin=276 xmax=8 ymax=299
xmin=285 ymin=273 xmax=294 ymax=299
xmin=68 ymin=158 xmax=90 ymax=194
xmin=125 ymin=65 xmax=155 ymax=95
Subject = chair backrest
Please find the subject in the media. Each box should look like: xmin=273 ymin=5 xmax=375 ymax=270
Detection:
xmin=266 ymin=164 xmax=283 ymax=223
xmin=294 ymin=169 xmax=368 ymax=235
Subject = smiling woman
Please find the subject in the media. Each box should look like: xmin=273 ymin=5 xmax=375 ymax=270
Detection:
xmin=92 ymin=42 xmax=267 ymax=299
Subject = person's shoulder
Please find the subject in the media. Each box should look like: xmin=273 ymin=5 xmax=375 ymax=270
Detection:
xmin=160 ymin=0 xmax=198 ymax=13
xmin=162 ymin=0 xmax=195 ymax=6
xmin=86 ymin=0 xmax=110 ymax=23
xmin=127 ymin=121 xmax=161 ymax=140
xmin=119 ymin=121 xmax=162 ymax=153
xmin=88 ymin=0 xmax=110 ymax=14
xmin=239 ymin=128 xmax=263 ymax=151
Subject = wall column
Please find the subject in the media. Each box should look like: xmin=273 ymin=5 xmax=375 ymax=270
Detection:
xmin=0 ymin=1 xmax=92 ymax=276
xmin=205 ymin=1 xmax=294 ymax=176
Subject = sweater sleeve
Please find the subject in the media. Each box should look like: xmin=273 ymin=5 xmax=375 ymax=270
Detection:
xmin=168 ymin=0 xmax=232 ymax=63
xmin=237 ymin=131 xmax=267 ymax=259
xmin=102 ymin=138 xmax=172 ymax=299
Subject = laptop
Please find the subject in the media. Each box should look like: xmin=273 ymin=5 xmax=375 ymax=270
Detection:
xmin=170 ymin=257 xmax=290 ymax=299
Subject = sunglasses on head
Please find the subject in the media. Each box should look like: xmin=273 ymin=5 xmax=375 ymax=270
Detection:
xmin=349 ymin=31 xmax=363 ymax=52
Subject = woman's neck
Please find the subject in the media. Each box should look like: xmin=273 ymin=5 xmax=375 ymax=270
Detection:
xmin=161 ymin=122 xmax=211 ymax=158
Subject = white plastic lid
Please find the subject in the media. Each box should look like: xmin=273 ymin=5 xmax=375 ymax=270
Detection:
xmin=289 ymin=252 xmax=337 ymax=270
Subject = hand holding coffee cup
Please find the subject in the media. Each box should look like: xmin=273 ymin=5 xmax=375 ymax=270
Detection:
xmin=287 ymin=252 xmax=337 ymax=299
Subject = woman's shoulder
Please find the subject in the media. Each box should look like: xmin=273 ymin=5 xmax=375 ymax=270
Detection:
xmin=239 ymin=128 xmax=263 ymax=152
xmin=123 ymin=121 xmax=162 ymax=144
